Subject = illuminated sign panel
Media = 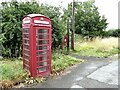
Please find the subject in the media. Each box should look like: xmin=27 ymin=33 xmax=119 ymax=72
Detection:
xmin=34 ymin=20 xmax=49 ymax=25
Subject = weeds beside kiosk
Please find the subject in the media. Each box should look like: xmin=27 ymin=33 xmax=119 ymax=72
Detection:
xmin=22 ymin=14 xmax=52 ymax=77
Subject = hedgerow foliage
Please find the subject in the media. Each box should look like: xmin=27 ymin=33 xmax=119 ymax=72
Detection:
xmin=1 ymin=1 xmax=66 ymax=57
xmin=103 ymin=29 xmax=120 ymax=37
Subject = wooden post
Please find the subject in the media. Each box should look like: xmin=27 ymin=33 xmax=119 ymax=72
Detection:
xmin=71 ymin=0 xmax=75 ymax=50
xmin=118 ymin=1 xmax=120 ymax=81
xmin=67 ymin=19 xmax=69 ymax=52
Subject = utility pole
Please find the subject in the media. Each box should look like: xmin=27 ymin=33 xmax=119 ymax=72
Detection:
xmin=71 ymin=0 xmax=75 ymax=50
xmin=67 ymin=19 xmax=69 ymax=53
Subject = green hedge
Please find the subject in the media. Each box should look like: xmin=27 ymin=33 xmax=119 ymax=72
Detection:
xmin=1 ymin=1 xmax=66 ymax=57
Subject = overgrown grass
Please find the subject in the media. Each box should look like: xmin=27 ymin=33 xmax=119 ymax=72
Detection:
xmin=74 ymin=34 xmax=119 ymax=57
xmin=1 ymin=53 xmax=83 ymax=88
xmin=52 ymin=53 xmax=84 ymax=73
xmin=0 ymin=58 xmax=28 ymax=88
xmin=0 ymin=59 xmax=25 ymax=81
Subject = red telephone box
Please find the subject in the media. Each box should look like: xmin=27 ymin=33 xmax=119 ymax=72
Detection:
xmin=22 ymin=14 xmax=52 ymax=77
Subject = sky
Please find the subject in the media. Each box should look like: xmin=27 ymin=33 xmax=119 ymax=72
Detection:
xmin=1 ymin=0 xmax=119 ymax=29
xmin=38 ymin=0 xmax=119 ymax=29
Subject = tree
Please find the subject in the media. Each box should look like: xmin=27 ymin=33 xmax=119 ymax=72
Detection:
xmin=75 ymin=0 xmax=108 ymax=38
xmin=63 ymin=0 xmax=108 ymax=39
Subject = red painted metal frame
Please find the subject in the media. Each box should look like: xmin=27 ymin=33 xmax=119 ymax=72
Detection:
xmin=22 ymin=14 xmax=52 ymax=77
xmin=35 ymin=27 xmax=51 ymax=76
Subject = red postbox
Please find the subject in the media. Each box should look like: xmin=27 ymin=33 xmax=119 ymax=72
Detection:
xmin=22 ymin=14 xmax=52 ymax=77
xmin=64 ymin=35 xmax=68 ymax=43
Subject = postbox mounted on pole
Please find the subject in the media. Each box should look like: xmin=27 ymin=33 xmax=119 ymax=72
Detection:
xmin=22 ymin=14 xmax=52 ymax=77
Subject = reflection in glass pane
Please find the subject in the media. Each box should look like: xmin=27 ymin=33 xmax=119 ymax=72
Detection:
xmin=37 ymin=34 xmax=48 ymax=39
xmin=24 ymin=39 xmax=29 ymax=44
xmin=37 ymin=29 xmax=48 ymax=34
xmin=24 ymin=29 xmax=29 ymax=33
xmin=37 ymin=40 xmax=48 ymax=44
xmin=24 ymin=55 xmax=29 ymax=60
xmin=24 ymin=45 xmax=29 ymax=49
xmin=39 ymin=62 xmax=47 ymax=66
xmin=37 ymin=46 xmax=47 ymax=50
xmin=37 ymin=51 xmax=47 ymax=55
xmin=24 ymin=50 xmax=29 ymax=55
xmin=24 ymin=34 xmax=29 ymax=38
xmin=37 ymin=67 xmax=46 ymax=72
xmin=37 ymin=56 xmax=47 ymax=61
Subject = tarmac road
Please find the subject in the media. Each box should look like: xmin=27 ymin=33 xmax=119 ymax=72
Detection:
xmin=25 ymin=54 xmax=119 ymax=89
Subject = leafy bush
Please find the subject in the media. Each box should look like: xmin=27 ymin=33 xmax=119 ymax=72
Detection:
xmin=1 ymin=1 xmax=66 ymax=57
xmin=103 ymin=29 xmax=120 ymax=37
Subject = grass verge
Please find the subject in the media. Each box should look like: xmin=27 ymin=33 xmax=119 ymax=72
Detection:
xmin=52 ymin=53 xmax=84 ymax=74
xmin=0 ymin=58 xmax=27 ymax=88
xmin=0 ymin=53 xmax=83 ymax=88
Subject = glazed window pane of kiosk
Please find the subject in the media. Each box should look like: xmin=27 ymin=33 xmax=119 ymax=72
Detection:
xmin=22 ymin=28 xmax=30 ymax=71
xmin=37 ymin=51 xmax=47 ymax=55
xmin=37 ymin=56 xmax=48 ymax=61
xmin=37 ymin=40 xmax=48 ymax=44
xmin=37 ymin=46 xmax=47 ymax=50
xmin=37 ymin=29 xmax=48 ymax=33
xmin=36 ymin=29 xmax=49 ymax=73
xmin=22 ymin=14 xmax=52 ymax=77
xmin=24 ymin=34 xmax=29 ymax=38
